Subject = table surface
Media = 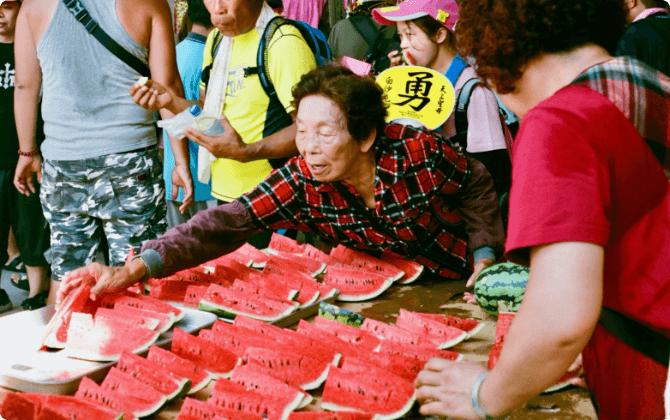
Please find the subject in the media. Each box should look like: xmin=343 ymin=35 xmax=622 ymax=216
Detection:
xmin=0 ymin=277 xmax=597 ymax=420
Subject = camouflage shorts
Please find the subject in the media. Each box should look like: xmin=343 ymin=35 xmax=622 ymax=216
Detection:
xmin=40 ymin=146 xmax=167 ymax=281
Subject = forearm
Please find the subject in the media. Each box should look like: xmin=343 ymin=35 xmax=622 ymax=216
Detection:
xmin=239 ymin=123 xmax=298 ymax=163
xmin=160 ymin=108 xmax=190 ymax=167
xmin=14 ymin=79 xmax=40 ymax=151
xmin=140 ymin=200 xmax=257 ymax=277
xmin=165 ymin=96 xmax=200 ymax=116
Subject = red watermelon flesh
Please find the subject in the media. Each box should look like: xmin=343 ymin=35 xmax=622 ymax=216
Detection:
xmin=321 ymin=367 xmax=415 ymax=420
xmin=65 ymin=312 xmax=159 ymax=362
xmin=207 ymin=258 xmax=256 ymax=277
xmin=350 ymin=351 xmax=421 ymax=383
xmin=257 ymin=273 xmax=321 ymax=307
xmin=199 ymin=283 xmax=298 ymax=322
xmin=177 ymin=269 xmax=235 ymax=287
xmin=74 ymin=376 xmax=137 ymax=420
xmin=149 ymin=279 xmax=210 ymax=302
xmin=94 ymin=307 xmax=160 ymax=330
xmin=340 ymin=358 xmax=414 ymax=397
xmin=184 ymin=285 xmax=210 ymax=307
xmin=323 ymin=266 xmax=392 ymax=302
xmin=269 ymin=254 xmax=326 ymax=277
xmin=117 ymin=350 xmax=192 ymax=401
xmin=209 ymin=379 xmax=289 ymax=420
xmin=288 ymin=413 xmax=375 ymax=420
xmin=202 ymin=263 xmax=241 ymax=282
xmin=296 ymin=320 xmax=370 ymax=362
xmin=231 ymin=279 xmax=300 ymax=306
xmin=112 ymin=303 xmax=174 ymax=334
xmin=312 ymin=316 xmax=382 ymax=351
xmin=300 ymin=243 xmax=332 ymax=264
xmin=41 ymin=395 xmax=124 ymax=420
xmin=380 ymin=251 xmax=424 ymax=284
xmin=231 ymin=363 xmax=310 ymax=409
xmin=414 ymin=312 xmax=485 ymax=338
xmin=36 ymin=406 xmax=69 ymax=420
xmin=377 ymin=340 xmax=463 ymax=363
xmin=1 ymin=391 xmax=40 ymax=420
xmin=199 ymin=322 xmax=277 ymax=357
xmin=172 ymin=328 xmax=240 ymax=378
xmin=101 ymin=368 xmax=167 ymax=417
xmin=329 ymin=245 xmax=404 ymax=282
xmin=239 ymin=275 xmax=300 ymax=301
xmin=230 ymin=243 xmax=269 ymax=268
xmin=147 ymin=345 xmax=213 ymax=394
xmin=243 ymin=346 xmax=331 ymax=391
xmin=396 ymin=309 xmax=468 ymax=349
xmin=262 ymin=260 xmax=314 ymax=282
xmin=360 ymin=318 xmax=438 ymax=348
xmin=233 ymin=315 xmax=341 ymax=365
xmin=42 ymin=281 xmax=97 ymax=349
xmin=268 ymin=232 xmax=305 ymax=254
xmin=178 ymin=397 xmax=263 ymax=420
xmin=101 ymin=293 xmax=184 ymax=322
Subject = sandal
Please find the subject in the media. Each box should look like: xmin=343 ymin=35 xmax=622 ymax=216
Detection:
xmin=21 ymin=291 xmax=49 ymax=311
xmin=4 ymin=256 xmax=26 ymax=274
xmin=11 ymin=273 xmax=30 ymax=292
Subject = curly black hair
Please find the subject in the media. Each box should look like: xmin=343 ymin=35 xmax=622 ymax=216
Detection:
xmin=291 ymin=66 xmax=388 ymax=142
xmin=456 ymin=0 xmax=629 ymax=93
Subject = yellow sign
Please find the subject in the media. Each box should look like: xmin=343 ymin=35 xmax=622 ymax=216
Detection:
xmin=376 ymin=66 xmax=455 ymax=130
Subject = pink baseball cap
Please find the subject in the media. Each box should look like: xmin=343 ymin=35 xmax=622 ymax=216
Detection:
xmin=372 ymin=0 xmax=459 ymax=30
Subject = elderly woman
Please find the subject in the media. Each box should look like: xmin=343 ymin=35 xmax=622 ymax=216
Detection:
xmin=59 ymin=65 xmax=504 ymax=298
xmin=409 ymin=0 xmax=670 ymax=419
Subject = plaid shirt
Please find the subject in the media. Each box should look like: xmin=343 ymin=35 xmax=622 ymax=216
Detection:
xmin=239 ymin=123 xmax=486 ymax=279
xmin=571 ymin=57 xmax=670 ymax=174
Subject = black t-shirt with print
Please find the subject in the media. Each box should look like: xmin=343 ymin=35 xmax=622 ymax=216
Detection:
xmin=0 ymin=41 xmax=18 ymax=169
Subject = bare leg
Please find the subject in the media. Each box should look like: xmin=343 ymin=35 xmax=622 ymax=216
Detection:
xmin=25 ymin=265 xmax=49 ymax=298
xmin=47 ymin=279 xmax=60 ymax=306
xmin=7 ymin=228 xmax=19 ymax=261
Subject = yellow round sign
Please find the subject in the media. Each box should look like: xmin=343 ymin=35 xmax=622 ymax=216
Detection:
xmin=376 ymin=66 xmax=455 ymax=130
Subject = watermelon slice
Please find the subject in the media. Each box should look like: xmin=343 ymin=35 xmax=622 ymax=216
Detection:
xmin=260 ymin=273 xmax=322 ymax=307
xmin=340 ymin=358 xmax=415 ymax=397
xmin=65 ymin=312 xmax=159 ymax=361
xmin=112 ymin=303 xmax=175 ymax=334
xmin=199 ymin=283 xmax=297 ymax=321
xmin=117 ymin=350 xmax=192 ymax=401
xmin=244 ymin=346 xmax=331 ymax=391
xmin=296 ymin=320 xmax=371 ymax=361
xmin=321 ymin=367 xmax=415 ymax=420
xmin=323 ymin=266 xmax=392 ymax=302
xmin=149 ymin=279 xmax=209 ymax=302
xmin=360 ymin=318 xmax=439 ymax=348
xmin=395 ymin=309 xmax=468 ymax=349
xmin=266 ymin=254 xmax=325 ymax=277
xmin=40 ymin=394 xmax=125 ymax=420
xmin=184 ymin=285 xmax=210 ymax=308
xmin=231 ymin=279 xmax=300 ymax=306
xmin=262 ymin=260 xmax=315 ymax=282
xmin=209 ymin=378 xmax=291 ymax=420
xmin=301 ymin=243 xmax=332 ymax=264
xmin=267 ymin=232 xmax=305 ymax=255
xmin=101 ymin=367 xmax=167 ymax=417
xmin=147 ymin=345 xmax=214 ymax=394
xmin=237 ymin=275 xmax=300 ymax=302
xmin=200 ymin=322 xmax=272 ymax=357
xmin=377 ymin=340 xmax=463 ymax=363
xmin=380 ymin=251 xmax=424 ymax=284
xmin=312 ymin=316 xmax=382 ymax=351
xmin=350 ymin=351 xmax=423 ymax=383
xmin=413 ymin=312 xmax=486 ymax=338
xmin=172 ymin=328 xmax=240 ymax=378
xmin=229 ymin=243 xmax=270 ymax=268
xmin=42 ymin=281 xmax=97 ymax=348
xmin=75 ymin=376 xmax=137 ymax=420
xmin=232 ymin=363 xmax=312 ymax=409
xmin=1 ymin=392 xmax=40 ymax=420
xmin=329 ymin=245 xmax=404 ymax=282
xmin=94 ymin=307 xmax=160 ymax=330
xmin=36 ymin=406 xmax=69 ymax=420
xmin=101 ymin=293 xmax=184 ymax=322
xmin=178 ymin=397 xmax=263 ymax=420
xmin=288 ymin=413 xmax=375 ymax=420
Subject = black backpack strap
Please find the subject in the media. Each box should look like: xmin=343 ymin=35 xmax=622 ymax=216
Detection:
xmin=61 ymin=0 xmax=150 ymax=78
xmin=349 ymin=15 xmax=381 ymax=50
xmin=454 ymin=78 xmax=481 ymax=151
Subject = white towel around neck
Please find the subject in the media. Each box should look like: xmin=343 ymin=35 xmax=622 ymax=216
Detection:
xmin=197 ymin=2 xmax=276 ymax=184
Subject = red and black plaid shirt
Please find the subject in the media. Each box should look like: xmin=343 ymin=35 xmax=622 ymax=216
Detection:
xmin=239 ymin=123 xmax=475 ymax=278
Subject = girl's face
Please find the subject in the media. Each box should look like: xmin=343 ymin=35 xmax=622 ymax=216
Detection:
xmin=397 ymin=21 xmax=440 ymax=69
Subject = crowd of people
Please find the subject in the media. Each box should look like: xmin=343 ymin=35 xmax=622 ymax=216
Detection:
xmin=2 ymin=0 xmax=669 ymax=418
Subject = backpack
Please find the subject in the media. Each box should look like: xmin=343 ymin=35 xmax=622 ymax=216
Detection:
xmin=348 ymin=15 xmax=401 ymax=75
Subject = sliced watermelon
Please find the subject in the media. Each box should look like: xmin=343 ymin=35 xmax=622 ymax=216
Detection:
xmin=323 ymin=266 xmax=392 ymax=302
xmin=230 ymin=243 xmax=270 ymax=268
xmin=260 ymin=273 xmax=321 ymax=307
xmin=321 ymin=366 xmax=415 ymax=420
xmin=147 ymin=345 xmax=213 ymax=394
xmin=205 ymin=257 xmax=257 ymax=278
xmin=184 ymin=285 xmax=210 ymax=308
xmin=101 ymin=367 xmax=167 ymax=417
xmin=199 ymin=283 xmax=297 ymax=321
xmin=209 ymin=379 xmax=291 ymax=420
xmin=330 ymin=245 xmax=404 ymax=282
xmin=94 ymin=307 xmax=160 ymax=330
xmin=414 ymin=312 xmax=485 ymax=338
xmin=200 ymin=322 xmax=275 ymax=357
xmin=267 ymin=232 xmax=305 ymax=255
xmin=178 ymin=397 xmax=263 ymax=420
xmin=1 ymin=391 xmax=40 ymax=420
xmin=42 ymin=281 xmax=97 ymax=349
xmin=395 ymin=309 xmax=468 ymax=349
xmin=101 ymin=293 xmax=184 ymax=322
xmin=340 ymin=357 xmax=415 ymax=397
xmin=74 ymin=376 xmax=137 ymax=420
xmin=300 ymin=244 xmax=332 ymax=264
xmin=231 ymin=363 xmax=311 ymax=409
xmin=360 ymin=318 xmax=439 ymax=348
xmin=238 ymin=275 xmax=300 ymax=302
xmin=312 ymin=316 xmax=382 ymax=351
xmin=112 ymin=303 xmax=175 ymax=334
xmin=149 ymin=279 xmax=207 ymax=302
xmin=377 ymin=340 xmax=463 ymax=363
xmin=350 ymin=351 xmax=422 ymax=383
xmin=231 ymin=279 xmax=300 ymax=306
xmin=296 ymin=320 xmax=370 ymax=361
xmin=117 ymin=350 xmax=192 ymax=401
xmin=36 ymin=406 xmax=69 ymax=420
xmin=266 ymin=254 xmax=325 ymax=277
xmin=380 ymin=251 xmax=424 ymax=284
xmin=288 ymin=412 xmax=375 ymax=420
xmin=262 ymin=260 xmax=315 ymax=282
xmin=244 ymin=346 xmax=331 ymax=391
xmin=42 ymin=395 xmax=124 ymax=420
xmin=65 ymin=312 xmax=159 ymax=361
xmin=172 ymin=328 xmax=240 ymax=378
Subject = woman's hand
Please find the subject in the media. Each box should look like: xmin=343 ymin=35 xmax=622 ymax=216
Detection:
xmin=13 ymin=155 xmax=42 ymax=196
xmin=388 ymin=50 xmax=404 ymax=67
xmin=129 ymin=78 xmax=174 ymax=112
xmin=415 ymin=358 xmax=489 ymax=419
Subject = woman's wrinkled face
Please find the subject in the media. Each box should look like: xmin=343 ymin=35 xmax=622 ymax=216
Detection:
xmin=397 ymin=21 xmax=440 ymax=68
xmin=296 ymin=95 xmax=366 ymax=183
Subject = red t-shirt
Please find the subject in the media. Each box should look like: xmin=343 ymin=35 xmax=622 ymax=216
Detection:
xmin=506 ymin=85 xmax=670 ymax=335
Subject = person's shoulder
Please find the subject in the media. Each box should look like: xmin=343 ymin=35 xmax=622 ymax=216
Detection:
xmin=267 ymin=19 xmax=311 ymax=49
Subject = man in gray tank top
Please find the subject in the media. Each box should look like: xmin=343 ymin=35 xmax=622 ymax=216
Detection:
xmin=13 ymin=0 xmax=193 ymax=304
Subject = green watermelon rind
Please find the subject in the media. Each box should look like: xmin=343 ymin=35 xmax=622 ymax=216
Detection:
xmin=330 ymin=278 xmax=394 ymax=302
xmin=321 ymin=396 xmax=416 ymax=420
xmin=474 ymin=262 xmax=529 ymax=316
xmin=117 ymin=351 xmax=192 ymax=402
xmin=198 ymin=299 xmax=296 ymax=322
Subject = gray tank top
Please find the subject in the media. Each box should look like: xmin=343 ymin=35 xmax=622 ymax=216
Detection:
xmin=38 ymin=0 xmax=158 ymax=160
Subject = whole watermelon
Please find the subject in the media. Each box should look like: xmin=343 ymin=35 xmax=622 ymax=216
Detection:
xmin=474 ymin=262 xmax=529 ymax=316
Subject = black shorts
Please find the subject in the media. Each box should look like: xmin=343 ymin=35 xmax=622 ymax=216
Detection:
xmin=0 ymin=167 xmax=50 ymax=267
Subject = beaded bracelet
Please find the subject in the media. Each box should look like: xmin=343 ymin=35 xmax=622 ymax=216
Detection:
xmin=18 ymin=148 xmax=40 ymax=157
xmin=471 ymin=372 xmax=496 ymax=419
